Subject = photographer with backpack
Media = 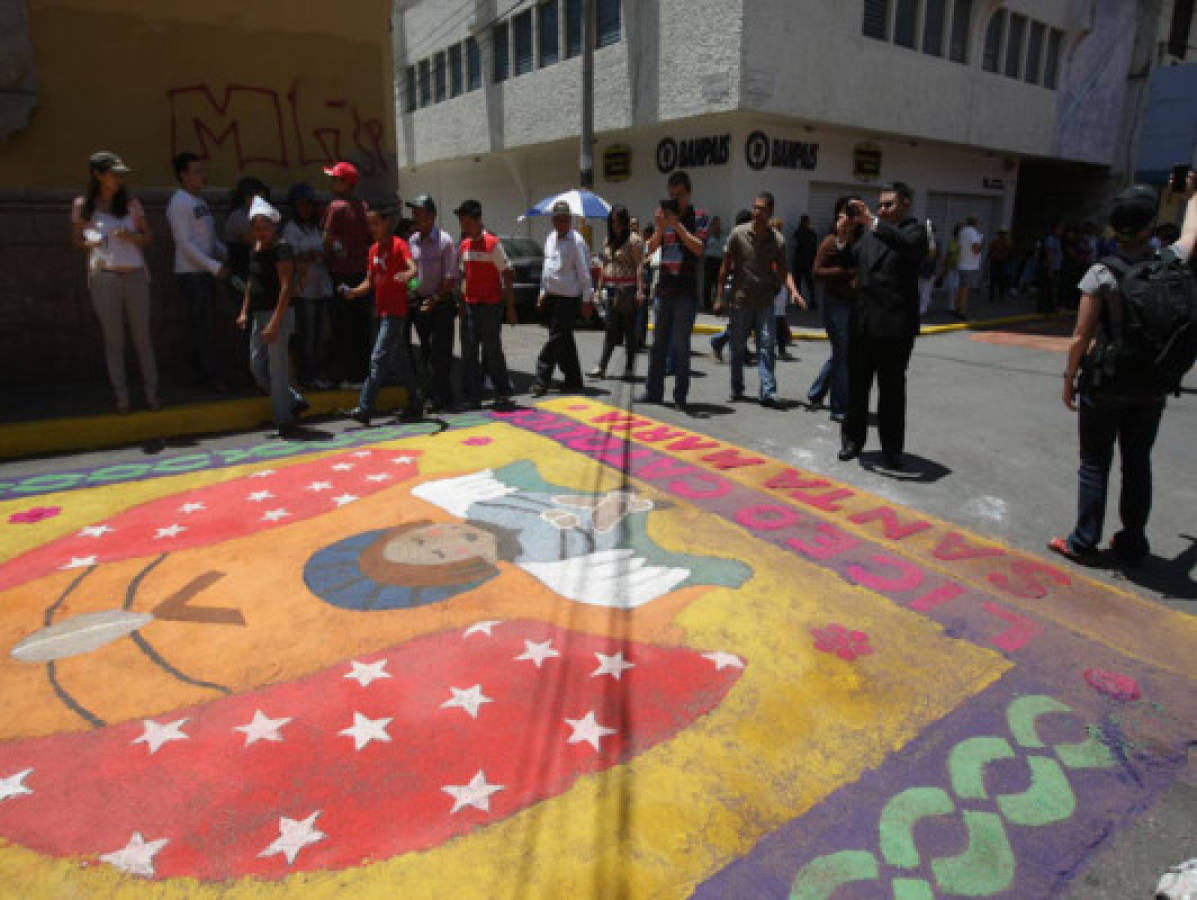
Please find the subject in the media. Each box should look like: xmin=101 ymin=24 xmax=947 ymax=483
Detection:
xmin=1050 ymin=176 xmax=1197 ymax=566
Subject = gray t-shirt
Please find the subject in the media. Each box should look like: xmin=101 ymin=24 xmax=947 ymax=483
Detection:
xmin=1077 ymin=242 xmax=1191 ymax=297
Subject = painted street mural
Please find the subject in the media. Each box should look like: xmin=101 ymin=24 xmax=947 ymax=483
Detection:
xmin=0 ymin=399 xmax=1193 ymax=897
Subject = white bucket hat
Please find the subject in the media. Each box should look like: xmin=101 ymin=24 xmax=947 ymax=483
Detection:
xmin=249 ymin=196 xmax=280 ymax=224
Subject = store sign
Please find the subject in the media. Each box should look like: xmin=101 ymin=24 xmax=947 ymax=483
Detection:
xmin=745 ymin=131 xmax=818 ymax=172
xmin=853 ymin=142 xmax=882 ymax=181
xmin=655 ymin=135 xmax=731 ymax=173
xmin=603 ymin=144 xmax=632 ymax=182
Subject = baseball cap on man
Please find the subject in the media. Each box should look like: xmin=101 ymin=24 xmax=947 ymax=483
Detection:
xmin=1109 ymin=184 xmax=1158 ymax=237
xmin=89 ymin=151 xmax=131 ymax=174
xmin=551 ymin=200 xmax=572 ymax=217
xmin=453 ymin=199 xmax=483 ymax=218
xmin=406 ymin=194 xmax=437 ymax=214
xmin=323 ymin=161 xmax=359 ymax=185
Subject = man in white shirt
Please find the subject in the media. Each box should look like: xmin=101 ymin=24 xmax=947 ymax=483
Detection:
xmin=531 ymin=201 xmax=594 ymax=396
xmin=955 ymin=215 xmax=984 ymax=319
xmin=166 ymin=152 xmax=230 ymax=391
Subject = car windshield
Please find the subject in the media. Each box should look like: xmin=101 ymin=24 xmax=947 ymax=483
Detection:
xmin=500 ymin=237 xmax=543 ymax=258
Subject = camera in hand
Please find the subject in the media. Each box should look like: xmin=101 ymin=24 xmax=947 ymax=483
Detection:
xmin=660 ymin=198 xmax=680 ymax=215
xmin=1171 ymin=164 xmax=1192 ymax=193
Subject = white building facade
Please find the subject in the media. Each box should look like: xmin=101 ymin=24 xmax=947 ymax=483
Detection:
xmin=392 ymin=0 xmax=1178 ymax=245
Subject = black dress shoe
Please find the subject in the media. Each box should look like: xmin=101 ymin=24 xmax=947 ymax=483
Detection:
xmin=727 ymin=392 xmax=746 ymax=403
xmin=398 ymin=406 xmax=423 ymax=423
xmin=884 ymin=452 xmax=905 ymax=470
xmin=837 ymin=442 xmax=862 ymax=461
xmin=760 ymin=395 xmax=783 ymax=409
xmin=291 ymin=397 xmax=310 ymax=418
xmin=560 ymin=381 xmax=585 ymax=394
xmin=530 ymin=383 xmax=549 ymax=397
xmin=342 ymin=406 xmax=372 ymax=426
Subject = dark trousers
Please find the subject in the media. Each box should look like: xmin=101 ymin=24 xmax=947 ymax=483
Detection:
xmin=406 ymin=299 xmax=456 ymax=408
xmin=330 ymin=273 xmax=371 ymax=382
xmin=1067 ymin=394 xmax=1164 ymax=559
xmin=808 ymin=300 xmax=852 ymax=416
xmin=292 ymin=296 xmax=330 ymax=385
xmin=461 ymin=302 xmax=511 ymax=405
xmin=988 ymin=260 xmax=1011 ymax=302
xmin=535 ymin=294 xmax=583 ymax=388
xmin=645 ymin=294 xmax=697 ymax=404
xmin=703 ymin=257 xmax=722 ymax=308
xmin=176 ymin=272 xmax=224 ymax=388
xmin=842 ymin=331 xmax=915 ymax=455
xmin=597 ymin=288 xmax=638 ymax=373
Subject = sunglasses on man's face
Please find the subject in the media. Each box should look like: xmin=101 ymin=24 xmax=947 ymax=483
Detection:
xmin=878 ymin=200 xmax=898 ymax=209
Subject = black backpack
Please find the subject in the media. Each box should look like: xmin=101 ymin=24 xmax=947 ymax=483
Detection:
xmin=1083 ymin=248 xmax=1197 ymax=397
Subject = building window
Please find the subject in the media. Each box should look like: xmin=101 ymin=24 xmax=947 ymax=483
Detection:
xmin=922 ymin=0 xmax=946 ymax=56
xmin=539 ymin=0 xmax=559 ymax=66
xmin=565 ymin=0 xmax=583 ymax=58
xmin=1044 ymin=28 xmax=1063 ymax=89
xmin=894 ymin=0 xmax=918 ymax=48
xmin=404 ymin=65 xmax=417 ymax=112
xmin=449 ymin=44 xmax=463 ymax=96
xmin=434 ymin=52 xmax=446 ymax=102
xmin=1025 ymin=21 xmax=1045 ymax=84
xmin=493 ymin=21 xmax=510 ymax=82
xmin=1005 ymin=13 xmax=1026 ymax=78
xmin=863 ymin=0 xmax=889 ymax=40
xmin=466 ymin=36 xmax=482 ymax=91
xmin=949 ymin=0 xmax=972 ymax=62
xmin=418 ymin=58 xmax=431 ymax=107
xmin=513 ymin=10 xmax=533 ymax=75
xmin=982 ymin=9 xmax=1005 ymax=73
xmin=596 ymin=0 xmax=621 ymax=47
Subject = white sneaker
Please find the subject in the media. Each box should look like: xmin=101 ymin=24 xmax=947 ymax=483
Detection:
xmin=1157 ymin=858 xmax=1197 ymax=899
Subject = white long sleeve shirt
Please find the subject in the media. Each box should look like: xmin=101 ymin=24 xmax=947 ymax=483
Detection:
xmin=166 ymin=189 xmax=227 ymax=276
xmin=540 ymin=229 xmax=594 ymax=302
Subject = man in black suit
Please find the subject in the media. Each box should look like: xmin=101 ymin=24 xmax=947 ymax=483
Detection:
xmin=838 ymin=182 xmax=929 ymax=469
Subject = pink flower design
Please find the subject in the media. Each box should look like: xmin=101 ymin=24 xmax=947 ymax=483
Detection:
xmin=1084 ymin=668 xmax=1141 ymax=702
xmin=811 ymin=623 xmax=874 ymax=661
xmin=461 ymin=436 xmax=493 ymax=447
xmin=8 ymin=506 xmax=61 ymax=525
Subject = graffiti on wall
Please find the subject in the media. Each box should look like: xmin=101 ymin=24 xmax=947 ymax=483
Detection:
xmin=168 ymin=79 xmax=387 ymax=177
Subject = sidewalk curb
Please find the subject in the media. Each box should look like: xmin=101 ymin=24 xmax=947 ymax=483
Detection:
xmin=661 ymin=311 xmax=1058 ymax=339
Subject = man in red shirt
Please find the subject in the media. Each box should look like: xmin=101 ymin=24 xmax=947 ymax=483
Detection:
xmin=455 ymin=199 xmax=517 ymax=410
xmin=340 ymin=207 xmax=421 ymax=425
xmin=322 ymin=161 xmax=372 ymax=387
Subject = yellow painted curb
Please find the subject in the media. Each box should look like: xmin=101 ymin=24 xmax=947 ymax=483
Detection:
xmin=0 ymin=388 xmax=410 ymax=461
xmin=658 ymin=312 xmax=1060 ymax=340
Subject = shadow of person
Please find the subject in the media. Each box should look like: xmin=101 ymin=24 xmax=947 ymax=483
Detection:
xmin=859 ymin=451 xmax=952 ymax=483
xmin=278 ymin=425 xmax=336 ymax=442
xmin=1114 ymin=534 xmax=1197 ymax=600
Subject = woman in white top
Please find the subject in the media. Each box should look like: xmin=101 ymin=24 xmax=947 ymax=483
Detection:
xmin=70 ymin=151 xmax=158 ymax=414
xmin=282 ymin=182 xmax=332 ymax=388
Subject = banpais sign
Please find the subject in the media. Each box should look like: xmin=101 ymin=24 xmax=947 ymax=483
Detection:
xmin=656 ymin=135 xmax=731 ymax=173
xmin=745 ymin=131 xmax=819 ymax=172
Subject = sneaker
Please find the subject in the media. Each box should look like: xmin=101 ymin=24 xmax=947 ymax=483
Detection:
xmin=342 ymin=406 xmax=372 ymax=426
xmin=587 ymin=366 xmax=606 ymax=379
xmin=1046 ymin=536 xmax=1102 ymax=566
xmin=530 ymin=383 xmax=549 ymax=397
xmin=492 ymin=396 xmax=516 ymax=412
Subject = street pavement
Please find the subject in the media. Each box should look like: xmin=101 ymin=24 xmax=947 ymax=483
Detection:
xmin=0 ymin=311 xmax=1193 ymax=897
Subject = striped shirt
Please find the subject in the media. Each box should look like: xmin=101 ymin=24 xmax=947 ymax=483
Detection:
xmin=459 ymin=230 xmax=510 ymax=305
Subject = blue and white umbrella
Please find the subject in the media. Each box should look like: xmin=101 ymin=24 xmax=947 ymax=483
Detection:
xmin=519 ymin=188 xmax=612 ymax=221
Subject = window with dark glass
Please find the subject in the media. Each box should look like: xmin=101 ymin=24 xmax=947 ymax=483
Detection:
xmin=1044 ymin=28 xmax=1063 ymax=89
xmin=982 ymin=9 xmax=1005 ymax=72
xmin=596 ymin=0 xmax=621 ymax=47
xmin=404 ymin=65 xmax=417 ymax=112
xmin=418 ymin=59 xmax=431 ymax=106
xmin=449 ymin=44 xmax=463 ymax=96
xmin=1005 ymin=13 xmax=1026 ymax=78
xmin=922 ymin=0 xmax=946 ymax=55
xmin=538 ymin=0 xmax=559 ymax=66
xmin=894 ymin=0 xmax=918 ymax=48
xmin=434 ymin=52 xmax=446 ymax=101
xmin=493 ymin=21 xmax=510 ymax=82
xmin=863 ymin=0 xmax=889 ymax=40
xmin=1025 ymin=21 xmax=1045 ymax=84
xmin=513 ymin=10 xmax=533 ymax=74
xmin=466 ymin=36 xmax=482 ymax=91
xmin=949 ymin=0 xmax=972 ymax=62
xmin=566 ymin=0 xmax=582 ymax=57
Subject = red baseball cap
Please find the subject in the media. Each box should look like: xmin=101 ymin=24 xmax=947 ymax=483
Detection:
xmin=323 ymin=161 xmax=359 ymax=185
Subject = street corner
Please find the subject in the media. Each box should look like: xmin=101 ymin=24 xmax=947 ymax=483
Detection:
xmin=0 ymin=400 xmax=1191 ymax=897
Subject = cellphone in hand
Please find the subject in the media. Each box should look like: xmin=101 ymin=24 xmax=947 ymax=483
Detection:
xmin=1170 ymin=164 xmax=1192 ymax=193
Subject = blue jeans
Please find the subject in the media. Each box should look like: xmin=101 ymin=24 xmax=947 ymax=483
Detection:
xmin=249 ymin=309 xmax=303 ymax=427
xmin=645 ymin=293 xmax=697 ymax=404
xmin=808 ymin=300 xmax=851 ymax=415
xmin=461 ymin=303 xmax=512 ymax=405
xmin=359 ymin=314 xmax=421 ymax=415
xmin=1067 ymin=393 xmax=1164 ymax=559
xmin=729 ymin=305 xmax=776 ymax=400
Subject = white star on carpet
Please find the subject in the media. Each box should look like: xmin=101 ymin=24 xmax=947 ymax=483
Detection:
xmin=100 ymin=831 xmax=168 ymax=878
xmin=339 ymin=712 xmax=392 ymax=750
xmin=352 ymin=450 xmax=373 ymax=458
xmin=246 ymin=490 xmax=275 ymax=502
xmin=591 ymin=651 xmax=635 ymax=681
xmin=60 ymin=556 xmax=97 ymax=570
xmin=514 ymin=639 xmax=560 ymax=668
xmin=234 ymin=710 xmax=292 ymax=746
xmin=365 ymin=473 xmax=392 ymax=483
xmin=131 ymin=717 xmax=189 ymax=754
xmin=702 ymin=651 xmax=745 ymax=670
xmin=0 ymin=768 xmax=33 ymax=802
xmin=440 ymin=684 xmax=493 ymax=719
xmin=258 ymin=811 xmax=325 ymax=865
xmin=332 ymin=493 xmax=359 ymax=507
xmin=442 ymin=770 xmax=504 ymax=814
xmin=344 ymin=659 xmax=391 ymax=687
xmin=305 ymin=481 xmax=332 ymax=492
xmin=178 ymin=502 xmax=206 ymax=514
xmin=78 ymin=525 xmax=113 ymax=538
xmin=331 ymin=463 xmax=354 ymax=472
xmin=249 ymin=469 xmax=276 ymax=479
xmin=564 ymin=711 xmax=618 ymax=752
xmin=463 ymin=620 xmax=502 ymax=639
xmin=390 ymin=455 xmax=416 ymax=464
xmin=261 ymin=508 xmax=291 ymax=523
xmin=153 ymin=524 xmax=187 ymax=540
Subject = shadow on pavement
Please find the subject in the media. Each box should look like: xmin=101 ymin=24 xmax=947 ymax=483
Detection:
xmin=859 ymin=451 xmax=952 ymax=483
xmin=1115 ymin=534 xmax=1197 ymax=601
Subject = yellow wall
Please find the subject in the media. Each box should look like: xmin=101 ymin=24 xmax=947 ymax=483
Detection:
xmin=1 ymin=0 xmax=396 ymax=192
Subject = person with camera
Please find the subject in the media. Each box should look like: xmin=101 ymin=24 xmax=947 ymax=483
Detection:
xmin=638 ymin=171 xmax=710 ymax=412
xmin=1049 ymin=175 xmax=1196 ymax=567
xmin=837 ymin=182 xmax=929 ymax=470
xmin=532 ymin=201 xmax=594 ymax=396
